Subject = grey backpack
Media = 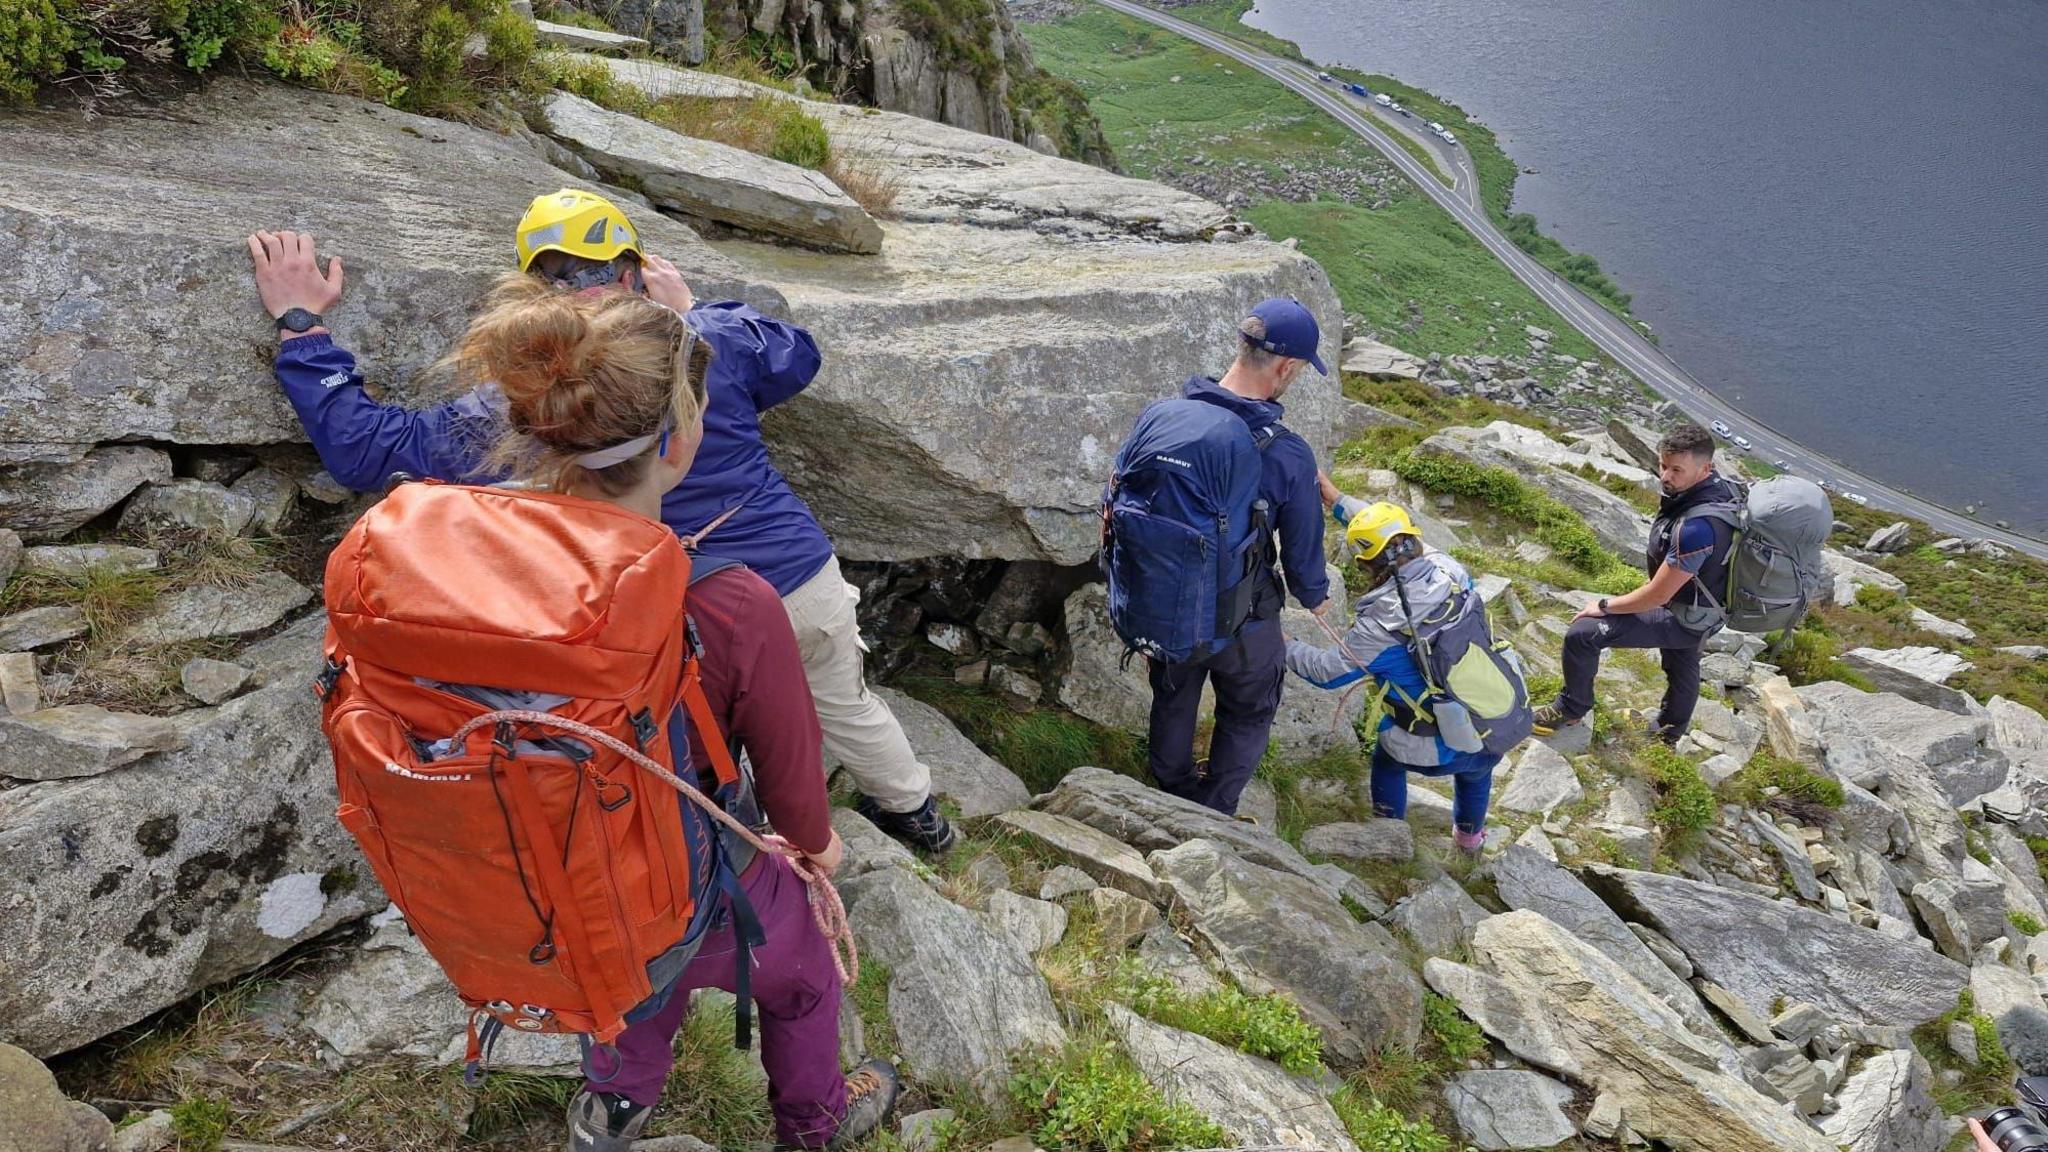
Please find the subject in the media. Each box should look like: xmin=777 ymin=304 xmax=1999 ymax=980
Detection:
xmin=1674 ymin=475 xmax=1833 ymax=635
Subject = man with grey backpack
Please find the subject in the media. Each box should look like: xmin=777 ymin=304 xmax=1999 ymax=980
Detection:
xmin=1533 ymin=423 xmax=1831 ymax=744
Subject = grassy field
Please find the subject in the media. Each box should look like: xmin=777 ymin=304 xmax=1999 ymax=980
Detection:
xmin=1021 ymin=5 xmax=1608 ymax=368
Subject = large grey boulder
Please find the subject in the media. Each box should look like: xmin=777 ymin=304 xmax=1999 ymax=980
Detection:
xmin=1423 ymin=957 xmax=1579 ymax=1077
xmin=869 ymin=687 xmax=1030 ymax=817
xmin=1105 ymin=1005 xmax=1359 ymax=1152
xmin=1494 ymin=741 xmax=1583 ymax=815
xmin=992 ymin=809 xmax=1158 ymax=900
xmin=1300 ymin=819 xmax=1413 ymax=865
xmin=0 ymin=705 xmax=185 ymax=781
xmin=1817 ymin=1048 xmax=1947 ymax=1152
xmin=1824 ymin=548 xmax=1907 ymax=607
xmin=841 ymin=868 xmax=1066 ymax=1102
xmin=1037 ymin=767 xmax=1331 ymax=889
xmin=540 ymin=91 xmax=884 ymax=254
xmin=0 ymin=621 xmax=378 ymax=1056
xmin=116 ymin=479 xmax=258 ymax=538
xmin=1150 ymin=838 xmax=1423 ymax=1064
xmin=1799 ymin=680 xmax=2005 ymax=805
xmin=1444 ymin=1069 xmax=1578 ymax=1151
xmin=1385 ymin=875 xmax=1490 ymax=957
xmin=1583 ymin=865 xmax=1967 ymax=1028
xmin=1991 ymin=696 xmax=2048 ymax=754
xmin=1470 ymin=910 xmax=1838 ymax=1152
xmin=0 ymin=448 xmax=172 ymax=538
xmin=0 ymin=606 xmax=87 ymax=652
xmin=17 ymin=544 xmax=160 ymax=578
xmin=1487 ymin=847 xmax=1720 ymax=1042
xmin=0 ymin=82 xmax=769 ymax=460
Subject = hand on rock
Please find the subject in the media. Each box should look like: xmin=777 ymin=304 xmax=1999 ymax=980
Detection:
xmin=641 ymin=255 xmax=694 ymax=314
xmin=248 ymin=230 xmax=344 ymax=321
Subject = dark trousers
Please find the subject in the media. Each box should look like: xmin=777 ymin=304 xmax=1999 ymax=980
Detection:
xmin=1147 ymin=615 xmax=1284 ymax=817
xmin=1556 ymin=607 xmax=1708 ymax=737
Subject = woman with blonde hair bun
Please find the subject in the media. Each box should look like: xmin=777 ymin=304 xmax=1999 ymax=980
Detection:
xmin=421 ymin=277 xmax=898 ymax=1151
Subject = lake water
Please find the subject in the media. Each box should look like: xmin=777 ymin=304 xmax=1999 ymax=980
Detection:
xmin=1241 ymin=0 xmax=2048 ymax=533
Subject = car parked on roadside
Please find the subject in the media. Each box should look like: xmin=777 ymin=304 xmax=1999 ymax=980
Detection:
xmin=1732 ymin=435 xmax=1752 ymax=451
xmin=1845 ymin=492 xmax=1870 ymax=506
xmin=1711 ymin=420 xmax=1733 ymax=438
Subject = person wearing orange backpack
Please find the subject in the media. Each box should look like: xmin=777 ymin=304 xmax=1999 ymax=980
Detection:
xmin=286 ymin=262 xmax=898 ymax=1147
xmin=250 ymin=191 xmax=957 ymax=857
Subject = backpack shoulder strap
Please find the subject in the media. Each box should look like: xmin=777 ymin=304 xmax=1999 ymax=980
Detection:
xmin=1251 ymin=423 xmax=1285 ymax=453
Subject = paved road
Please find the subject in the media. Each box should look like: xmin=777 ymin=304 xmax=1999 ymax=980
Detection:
xmin=1096 ymin=0 xmax=2048 ymax=560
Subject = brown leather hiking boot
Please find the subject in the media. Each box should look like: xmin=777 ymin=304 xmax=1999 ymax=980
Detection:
xmin=826 ymin=1059 xmax=901 ymax=1150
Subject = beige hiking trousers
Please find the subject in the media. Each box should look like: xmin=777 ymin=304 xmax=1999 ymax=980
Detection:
xmin=781 ymin=555 xmax=933 ymax=813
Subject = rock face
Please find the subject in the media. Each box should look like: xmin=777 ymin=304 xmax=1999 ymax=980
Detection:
xmin=1150 ymin=838 xmax=1423 ymax=1065
xmin=1469 ymin=910 xmax=1837 ymax=1152
xmin=0 ymin=448 xmax=173 ymax=539
xmin=0 ymin=621 xmax=377 ymax=1057
xmin=541 ymin=92 xmax=884 ymax=254
xmin=0 ymin=705 xmax=185 ymax=781
xmin=1340 ymin=336 xmax=1427 ymax=381
xmin=1584 ymin=865 xmax=1967 ymax=1029
xmin=1840 ymin=646 xmax=1974 ymax=714
xmin=1106 ymin=1005 xmax=1359 ymax=1152
xmin=1798 ymin=681 xmax=2005 ymax=806
xmin=0 ymin=83 xmax=770 ymax=462
xmin=841 ymin=867 xmax=1066 ymax=1101
xmin=870 ymin=687 xmax=1030 ymax=816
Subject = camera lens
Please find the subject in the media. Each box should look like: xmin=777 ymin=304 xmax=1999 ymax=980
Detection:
xmin=1987 ymin=1106 xmax=2048 ymax=1151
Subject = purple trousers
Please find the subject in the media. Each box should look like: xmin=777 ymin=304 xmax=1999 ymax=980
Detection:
xmin=584 ymin=853 xmax=848 ymax=1147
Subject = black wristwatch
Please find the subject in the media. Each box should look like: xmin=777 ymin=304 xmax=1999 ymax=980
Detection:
xmin=1597 ymin=597 xmax=1610 ymax=615
xmin=274 ymin=307 xmax=324 ymax=334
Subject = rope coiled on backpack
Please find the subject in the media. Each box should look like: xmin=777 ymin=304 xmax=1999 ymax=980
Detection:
xmin=444 ymin=709 xmax=858 ymax=986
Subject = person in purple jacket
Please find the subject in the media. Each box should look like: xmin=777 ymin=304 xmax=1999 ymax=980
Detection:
xmin=246 ymin=189 xmax=955 ymax=853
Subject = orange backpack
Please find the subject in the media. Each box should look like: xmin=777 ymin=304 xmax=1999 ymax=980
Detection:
xmin=316 ymin=482 xmax=749 ymax=1076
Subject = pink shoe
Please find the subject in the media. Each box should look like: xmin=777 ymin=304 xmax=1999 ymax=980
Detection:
xmin=1453 ymin=827 xmax=1488 ymax=855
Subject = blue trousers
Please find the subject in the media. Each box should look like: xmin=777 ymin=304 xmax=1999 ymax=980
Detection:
xmin=1369 ymin=743 xmax=1501 ymax=834
xmin=1146 ymin=616 xmax=1284 ymax=817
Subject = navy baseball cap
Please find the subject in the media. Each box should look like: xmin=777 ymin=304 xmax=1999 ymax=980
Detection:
xmin=1244 ymin=297 xmax=1328 ymax=375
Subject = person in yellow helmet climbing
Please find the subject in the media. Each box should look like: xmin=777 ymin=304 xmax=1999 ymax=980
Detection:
xmin=1282 ymin=475 xmax=1534 ymax=854
xmin=252 ymin=189 xmax=959 ymax=859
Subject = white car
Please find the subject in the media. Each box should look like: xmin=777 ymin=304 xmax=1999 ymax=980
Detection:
xmin=1439 ymin=129 xmax=1458 ymax=146
xmin=1317 ymin=71 xmax=1334 ymax=82
xmin=1731 ymin=435 xmax=1752 ymax=451
xmin=1373 ymin=93 xmax=1393 ymax=108
xmin=1427 ymin=120 xmax=1445 ymax=134
xmin=1845 ymin=492 xmax=1870 ymax=506
xmin=1711 ymin=420 xmax=1733 ymax=438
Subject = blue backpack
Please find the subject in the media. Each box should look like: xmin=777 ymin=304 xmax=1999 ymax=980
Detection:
xmin=1100 ymin=399 xmax=1278 ymax=664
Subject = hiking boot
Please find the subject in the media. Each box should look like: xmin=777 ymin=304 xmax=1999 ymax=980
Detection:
xmin=826 ymin=1058 xmax=901 ymax=1149
xmin=855 ymin=794 xmax=957 ymax=854
xmin=1530 ymin=704 xmax=1584 ymax=737
xmin=1453 ymin=827 xmax=1489 ymax=856
xmin=565 ymin=1090 xmax=650 ymax=1152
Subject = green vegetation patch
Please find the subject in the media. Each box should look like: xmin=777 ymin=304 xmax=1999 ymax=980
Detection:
xmin=1386 ymin=448 xmax=1641 ymax=591
xmin=1638 ymin=742 xmax=1716 ymax=844
xmin=895 ymin=678 xmax=1147 ymax=794
xmin=1720 ymin=748 xmax=1845 ymax=826
xmin=1009 ymin=1041 xmax=1229 ymax=1152
xmin=1117 ymin=967 xmax=1325 ymax=1073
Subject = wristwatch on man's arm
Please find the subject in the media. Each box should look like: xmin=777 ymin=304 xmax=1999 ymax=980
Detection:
xmin=275 ymin=307 xmax=325 ymax=335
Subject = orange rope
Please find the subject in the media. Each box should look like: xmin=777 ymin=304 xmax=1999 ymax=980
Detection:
xmin=446 ymin=709 xmax=858 ymax=985
xmin=1310 ymin=608 xmax=1372 ymax=733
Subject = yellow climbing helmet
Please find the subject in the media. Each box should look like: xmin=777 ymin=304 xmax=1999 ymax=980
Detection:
xmin=1345 ymin=501 xmax=1420 ymax=561
xmin=514 ymin=188 xmax=642 ymax=272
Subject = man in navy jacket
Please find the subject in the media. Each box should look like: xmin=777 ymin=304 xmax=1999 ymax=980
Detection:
xmin=248 ymin=190 xmax=954 ymax=852
xmin=1144 ymin=298 xmax=1332 ymax=816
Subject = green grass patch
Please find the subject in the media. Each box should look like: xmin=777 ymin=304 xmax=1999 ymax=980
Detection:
xmin=1330 ymin=1086 xmax=1474 ymax=1152
xmin=1117 ymin=967 xmax=1325 ymax=1074
xmin=169 ymin=1095 xmax=231 ymax=1151
xmin=894 ymin=677 xmax=1146 ymax=794
xmin=1638 ymin=742 xmax=1715 ymax=845
xmin=1010 ymin=1041 xmax=1229 ymax=1152
xmin=1386 ymin=448 xmax=1642 ymax=590
xmin=1719 ymin=748 xmax=1845 ymax=825
xmin=849 ymin=959 xmax=899 ymax=1066
xmin=1913 ymin=989 xmax=2016 ymax=1116
xmin=1422 ymin=992 xmax=1487 ymax=1064
xmin=2012 ymin=910 xmax=2045 ymax=937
